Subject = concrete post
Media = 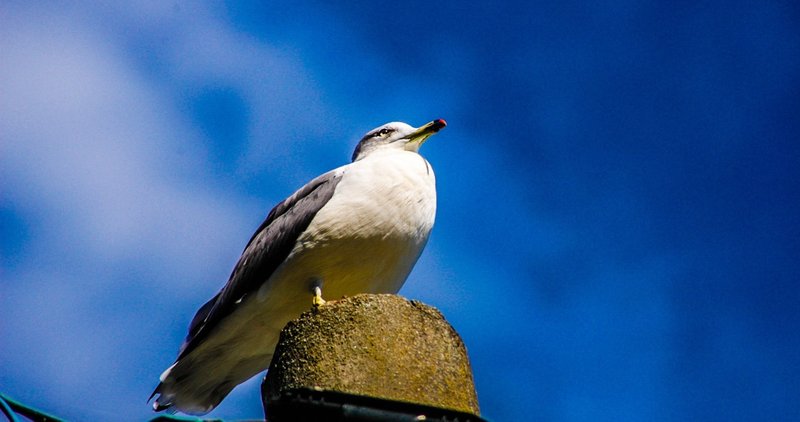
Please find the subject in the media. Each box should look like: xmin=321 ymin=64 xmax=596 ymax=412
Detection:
xmin=262 ymin=294 xmax=481 ymax=421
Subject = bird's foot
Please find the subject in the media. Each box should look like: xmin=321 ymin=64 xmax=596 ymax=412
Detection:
xmin=312 ymin=285 xmax=326 ymax=308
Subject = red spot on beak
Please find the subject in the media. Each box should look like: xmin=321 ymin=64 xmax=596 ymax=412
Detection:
xmin=432 ymin=118 xmax=447 ymax=131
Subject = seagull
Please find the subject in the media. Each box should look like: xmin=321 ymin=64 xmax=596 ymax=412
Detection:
xmin=150 ymin=119 xmax=446 ymax=415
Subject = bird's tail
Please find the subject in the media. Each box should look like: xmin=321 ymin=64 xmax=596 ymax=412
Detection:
xmin=148 ymin=385 xmax=174 ymax=412
xmin=148 ymin=362 xmax=179 ymax=412
xmin=148 ymin=355 xmax=255 ymax=416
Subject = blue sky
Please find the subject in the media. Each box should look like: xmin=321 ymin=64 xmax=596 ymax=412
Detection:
xmin=1 ymin=2 xmax=799 ymax=421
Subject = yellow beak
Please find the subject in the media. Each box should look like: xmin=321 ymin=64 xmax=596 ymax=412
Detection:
xmin=406 ymin=118 xmax=447 ymax=146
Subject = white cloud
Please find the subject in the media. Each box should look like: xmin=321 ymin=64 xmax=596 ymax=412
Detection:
xmin=0 ymin=4 xmax=344 ymax=419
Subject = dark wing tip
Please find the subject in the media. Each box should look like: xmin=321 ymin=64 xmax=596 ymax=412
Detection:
xmin=148 ymin=385 xmax=159 ymax=404
xmin=148 ymin=384 xmax=173 ymax=412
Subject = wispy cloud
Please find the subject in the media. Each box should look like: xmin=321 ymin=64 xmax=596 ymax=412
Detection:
xmin=0 ymin=4 xmax=347 ymax=419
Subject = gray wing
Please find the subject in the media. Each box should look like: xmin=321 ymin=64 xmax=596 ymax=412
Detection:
xmin=176 ymin=169 xmax=343 ymax=360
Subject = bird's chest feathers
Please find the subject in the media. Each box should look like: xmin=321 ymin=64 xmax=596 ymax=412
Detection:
xmin=300 ymin=152 xmax=436 ymax=247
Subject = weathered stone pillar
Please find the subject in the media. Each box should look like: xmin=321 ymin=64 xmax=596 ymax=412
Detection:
xmin=262 ymin=294 xmax=481 ymax=421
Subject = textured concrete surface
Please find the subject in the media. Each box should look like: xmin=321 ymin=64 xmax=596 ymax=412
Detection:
xmin=262 ymin=294 xmax=480 ymax=415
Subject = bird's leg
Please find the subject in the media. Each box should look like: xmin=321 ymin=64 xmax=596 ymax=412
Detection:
xmin=313 ymin=286 xmax=326 ymax=307
xmin=311 ymin=279 xmax=326 ymax=308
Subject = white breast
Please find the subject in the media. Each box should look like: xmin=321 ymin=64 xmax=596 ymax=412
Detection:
xmin=284 ymin=148 xmax=437 ymax=296
xmin=308 ymin=149 xmax=436 ymax=242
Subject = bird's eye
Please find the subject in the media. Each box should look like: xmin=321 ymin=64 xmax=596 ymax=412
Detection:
xmin=374 ymin=128 xmax=393 ymax=137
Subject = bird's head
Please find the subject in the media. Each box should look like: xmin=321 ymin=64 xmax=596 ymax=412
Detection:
xmin=352 ymin=119 xmax=446 ymax=162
